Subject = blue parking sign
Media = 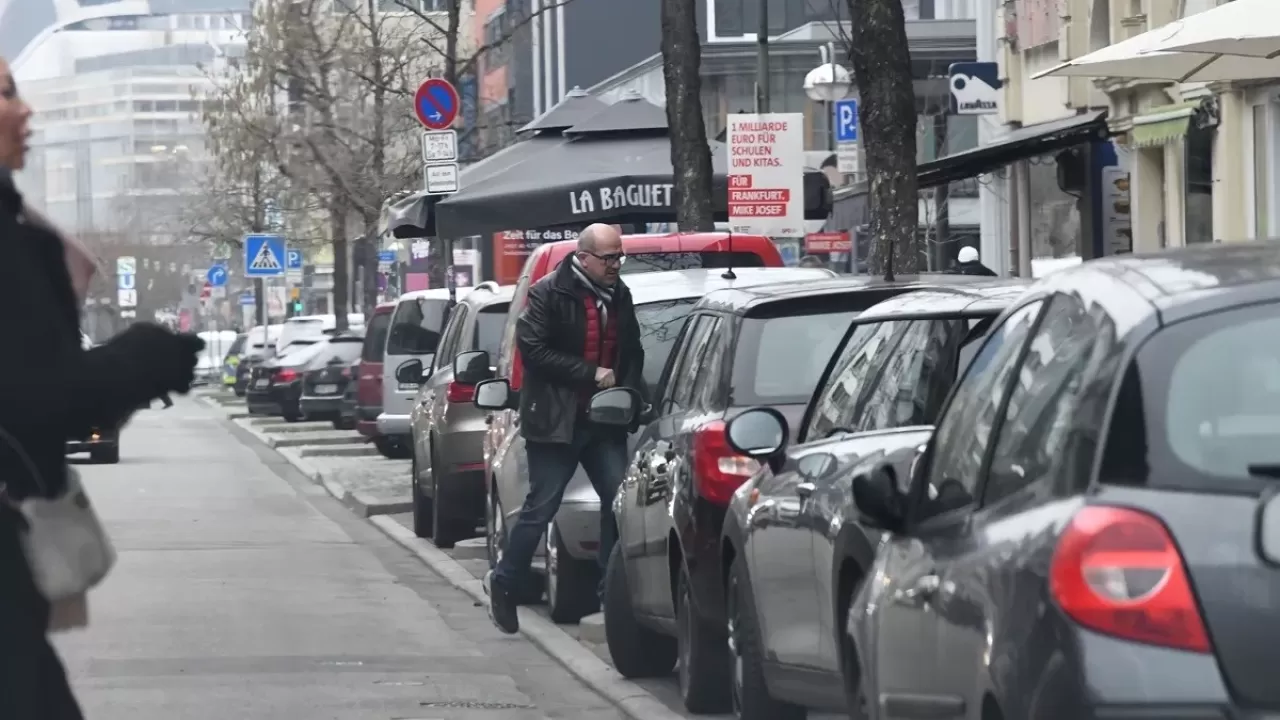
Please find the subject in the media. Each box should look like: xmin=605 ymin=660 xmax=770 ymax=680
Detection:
xmin=834 ymin=99 xmax=858 ymax=143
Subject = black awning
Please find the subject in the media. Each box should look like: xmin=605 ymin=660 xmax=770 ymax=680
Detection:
xmin=917 ymin=110 xmax=1110 ymax=189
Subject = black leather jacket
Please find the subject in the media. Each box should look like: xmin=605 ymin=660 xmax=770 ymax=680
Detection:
xmin=514 ymin=260 xmax=644 ymax=444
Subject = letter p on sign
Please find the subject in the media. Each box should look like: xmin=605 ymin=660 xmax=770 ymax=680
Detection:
xmin=835 ymin=99 xmax=858 ymax=143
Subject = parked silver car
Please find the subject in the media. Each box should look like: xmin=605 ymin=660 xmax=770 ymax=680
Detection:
xmin=401 ymin=283 xmax=512 ymax=548
xmin=481 ymin=267 xmax=838 ymax=623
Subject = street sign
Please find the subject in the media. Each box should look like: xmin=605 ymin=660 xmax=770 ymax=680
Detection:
xmin=116 ymin=256 xmax=136 ymax=275
xmin=424 ymin=163 xmax=460 ymax=195
xmin=837 ymin=143 xmax=860 ymax=174
xmin=117 ymin=289 xmax=137 ymax=307
xmin=834 ymin=99 xmax=858 ymax=143
xmin=116 ymin=256 xmax=136 ymax=308
xmin=727 ymin=113 xmax=806 ymax=237
xmin=206 ymin=264 xmax=228 ymax=287
xmin=422 ymin=130 xmax=458 ymax=162
xmin=239 ymin=292 xmax=255 ymax=306
xmin=948 ymin=62 xmax=1001 ymax=115
xmin=200 ymin=282 xmax=212 ymax=300
xmin=243 ymin=234 xmax=286 ymax=278
xmin=378 ymin=250 xmax=397 ymax=263
xmin=286 ymin=249 xmax=303 ymax=270
xmin=414 ymin=78 xmax=460 ymax=131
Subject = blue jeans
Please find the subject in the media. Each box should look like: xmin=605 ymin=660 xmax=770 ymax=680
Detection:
xmin=494 ymin=420 xmax=626 ymax=600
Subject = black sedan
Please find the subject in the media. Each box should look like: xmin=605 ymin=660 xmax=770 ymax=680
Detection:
xmin=299 ymin=332 xmax=364 ymax=426
xmin=245 ymin=341 xmax=322 ymax=421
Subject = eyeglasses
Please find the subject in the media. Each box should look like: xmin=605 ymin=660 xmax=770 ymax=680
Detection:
xmin=584 ymin=251 xmax=627 ymax=266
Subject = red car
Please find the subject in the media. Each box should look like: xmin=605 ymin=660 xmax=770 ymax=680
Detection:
xmin=355 ymin=301 xmax=395 ymax=450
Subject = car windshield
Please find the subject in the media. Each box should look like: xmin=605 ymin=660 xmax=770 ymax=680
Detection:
xmin=305 ymin=339 xmax=363 ymax=369
xmin=475 ymin=303 xmax=510 ymax=361
xmin=636 ymin=298 xmax=699 ymax=388
xmin=732 ymin=310 xmax=860 ymax=405
xmin=622 ymin=251 xmax=766 ymax=274
xmin=386 ymin=298 xmax=448 ymax=355
xmin=226 ymin=334 xmax=246 ymax=357
xmin=278 ymin=341 xmax=325 ymax=366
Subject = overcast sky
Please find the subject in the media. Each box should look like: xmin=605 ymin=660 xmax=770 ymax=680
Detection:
xmin=0 ymin=0 xmax=56 ymax=63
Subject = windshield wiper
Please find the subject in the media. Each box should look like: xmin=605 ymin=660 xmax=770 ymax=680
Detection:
xmin=1247 ymin=464 xmax=1280 ymax=479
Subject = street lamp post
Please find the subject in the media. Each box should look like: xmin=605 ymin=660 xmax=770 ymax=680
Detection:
xmin=803 ymin=43 xmax=852 ymax=153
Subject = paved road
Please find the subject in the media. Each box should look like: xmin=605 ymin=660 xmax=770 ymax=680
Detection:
xmin=55 ymin=396 xmax=627 ymax=720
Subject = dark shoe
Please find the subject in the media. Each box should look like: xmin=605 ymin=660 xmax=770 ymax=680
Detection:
xmin=485 ymin=570 xmax=519 ymax=634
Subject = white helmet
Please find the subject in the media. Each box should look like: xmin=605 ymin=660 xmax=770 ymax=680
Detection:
xmin=957 ymin=246 xmax=980 ymax=264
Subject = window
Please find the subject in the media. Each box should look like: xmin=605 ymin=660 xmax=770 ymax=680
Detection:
xmin=475 ymin=303 xmax=510 ymax=361
xmin=918 ymin=301 xmax=1044 ymax=520
xmin=985 ymin=297 xmax=1098 ymax=506
xmin=361 ymin=311 xmax=391 ymax=362
xmin=733 ymin=310 xmax=859 ymax=405
xmin=695 ymin=325 xmax=730 ymax=408
xmin=498 ymin=272 xmax=532 ymax=377
xmin=666 ymin=315 xmax=717 ymax=412
xmin=432 ymin=305 xmax=470 ymax=371
xmin=806 ymin=321 xmax=902 ymax=440
xmin=386 ymin=298 xmax=449 ymax=356
xmin=636 ymin=298 xmax=699 ymax=391
xmin=311 ymin=339 xmax=364 ymax=369
xmin=622 ymin=252 xmax=766 ymax=274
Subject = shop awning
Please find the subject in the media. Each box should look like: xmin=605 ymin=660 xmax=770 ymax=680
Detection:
xmin=1130 ymin=102 xmax=1199 ymax=148
xmin=917 ymin=110 xmax=1110 ymax=189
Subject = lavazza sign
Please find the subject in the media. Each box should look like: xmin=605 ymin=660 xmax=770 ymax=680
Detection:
xmin=570 ymin=183 xmax=674 ymax=215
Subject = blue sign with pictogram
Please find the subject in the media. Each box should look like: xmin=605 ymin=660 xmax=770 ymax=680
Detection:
xmin=239 ymin=292 xmax=255 ymax=306
xmin=834 ymin=99 xmax=858 ymax=143
xmin=286 ymin=249 xmax=303 ymax=270
xmin=243 ymin=234 xmax=286 ymax=278
xmin=414 ymin=78 xmax=459 ymax=131
xmin=206 ymin=264 xmax=228 ymax=287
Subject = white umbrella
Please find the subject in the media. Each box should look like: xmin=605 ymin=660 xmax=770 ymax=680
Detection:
xmin=1034 ymin=24 xmax=1280 ymax=82
xmin=1150 ymin=0 xmax=1280 ymax=59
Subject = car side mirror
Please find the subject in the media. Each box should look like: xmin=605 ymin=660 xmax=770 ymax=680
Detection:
xmin=474 ymin=378 xmax=517 ymax=410
xmin=725 ymin=407 xmax=789 ymax=459
xmin=395 ymin=358 xmax=424 ymax=386
xmin=454 ymin=350 xmax=493 ymax=385
xmin=852 ymin=463 xmax=907 ymax=533
xmin=586 ymin=387 xmax=641 ymax=426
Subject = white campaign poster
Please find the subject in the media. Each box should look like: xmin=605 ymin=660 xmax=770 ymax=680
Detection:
xmin=727 ymin=113 xmax=806 ymax=237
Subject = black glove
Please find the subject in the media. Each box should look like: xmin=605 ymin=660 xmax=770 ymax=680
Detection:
xmin=108 ymin=323 xmax=205 ymax=397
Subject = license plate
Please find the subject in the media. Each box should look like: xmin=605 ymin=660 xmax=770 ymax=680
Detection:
xmin=255 ymin=378 xmax=270 ymax=388
xmin=315 ymin=384 xmax=338 ymax=394
xmin=398 ymin=383 xmax=418 ymax=391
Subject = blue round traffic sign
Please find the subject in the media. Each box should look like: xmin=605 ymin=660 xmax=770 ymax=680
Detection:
xmin=415 ymin=78 xmax=459 ymax=131
xmin=206 ymin=265 xmax=228 ymax=287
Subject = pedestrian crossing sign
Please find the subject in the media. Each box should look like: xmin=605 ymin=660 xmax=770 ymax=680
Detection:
xmin=243 ymin=234 xmax=286 ymax=278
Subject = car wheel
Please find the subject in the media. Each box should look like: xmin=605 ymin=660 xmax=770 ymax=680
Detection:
xmin=411 ymin=452 xmax=433 ymax=538
xmin=841 ymin=583 xmax=871 ymax=720
xmin=374 ymin=436 xmax=403 ymax=459
xmin=546 ymin=521 xmax=600 ymax=624
xmin=677 ymin=563 xmax=732 ymax=713
xmin=486 ymin=490 xmax=504 ymax=570
xmin=233 ymin=386 xmax=246 ymax=397
xmin=729 ymin=554 xmax=805 ymax=720
xmin=603 ymin=543 xmax=676 ymax=678
xmin=91 ymin=443 xmax=120 ymax=464
xmin=431 ymin=450 xmax=471 ymax=549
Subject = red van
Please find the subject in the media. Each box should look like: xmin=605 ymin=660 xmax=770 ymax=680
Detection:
xmin=495 ymin=232 xmax=783 ymax=391
xmin=355 ymin=301 xmax=396 ymax=449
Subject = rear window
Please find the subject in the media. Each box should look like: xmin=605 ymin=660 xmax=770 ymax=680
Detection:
xmin=386 ymin=298 xmax=449 ymax=355
xmin=637 ymin=298 xmax=699 ymax=387
xmin=1129 ymin=304 xmax=1280 ymax=483
xmin=227 ymin=334 xmax=246 ymax=356
xmin=306 ymin=339 xmax=363 ymax=369
xmin=362 ymin=311 xmax=391 ymax=362
xmin=733 ymin=310 xmax=859 ymax=405
xmin=623 ymin=251 xmax=765 ymax=274
xmin=475 ymin=303 xmax=510 ymax=361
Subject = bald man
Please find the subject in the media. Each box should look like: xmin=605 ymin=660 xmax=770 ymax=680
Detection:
xmin=486 ymin=223 xmax=644 ymax=634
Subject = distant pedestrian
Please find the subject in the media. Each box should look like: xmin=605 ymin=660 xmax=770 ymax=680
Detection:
xmin=485 ymin=223 xmax=645 ymax=635
xmin=798 ymin=255 xmax=826 ymax=268
xmin=953 ymin=246 xmax=997 ymax=276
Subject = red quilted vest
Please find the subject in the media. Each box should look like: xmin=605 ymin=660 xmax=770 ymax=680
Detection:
xmin=582 ymin=295 xmax=618 ymax=372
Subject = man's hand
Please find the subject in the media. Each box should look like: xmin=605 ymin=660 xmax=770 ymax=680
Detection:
xmin=595 ymin=367 xmax=616 ymax=388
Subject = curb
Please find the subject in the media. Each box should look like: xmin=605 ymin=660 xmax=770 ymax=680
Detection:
xmin=368 ymin=515 xmax=689 ymax=720
xmin=274 ymin=448 xmax=411 ymax=518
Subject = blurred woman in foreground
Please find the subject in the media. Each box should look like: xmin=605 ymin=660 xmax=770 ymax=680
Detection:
xmin=0 ymin=57 xmax=204 ymax=719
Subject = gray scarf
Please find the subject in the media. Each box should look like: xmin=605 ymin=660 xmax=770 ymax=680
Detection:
xmin=570 ymin=255 xmax=614 ymax=327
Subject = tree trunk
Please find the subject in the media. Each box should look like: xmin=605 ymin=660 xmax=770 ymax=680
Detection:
xmin=331 ymin=195 xmax=350 ymax=331
xmin=845 ymin=0 xmax=918 ymax=278
xmin=660 ymin=0 xmax=715 ymax=232
xmin=361 ymin=215 xmax=379 ymax=314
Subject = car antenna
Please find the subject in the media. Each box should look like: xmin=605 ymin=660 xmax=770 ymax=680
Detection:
xmin=721 ymin=228 xmax=737 ymax=280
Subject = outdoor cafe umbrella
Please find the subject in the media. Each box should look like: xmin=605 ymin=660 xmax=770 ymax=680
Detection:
xmin=1150 ymin=0 xmax=1280 ymax=59
xmin=1033 ymin=10 xmax=1280 ymax=83
xmin=385 ymin=88 xmax=607 ymax=239
xmin=433 ymin=93 xmax=832 ymax=237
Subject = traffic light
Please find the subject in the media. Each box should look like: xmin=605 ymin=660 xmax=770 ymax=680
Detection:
xmin=289 ymin=287 xmax=303 ymax=315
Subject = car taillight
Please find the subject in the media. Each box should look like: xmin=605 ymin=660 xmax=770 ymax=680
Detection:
xmin=340 ymin=367 xmax=352 ymax=378
xmin=275 ymin=368 xmax=298 ymax=383
xmin=692 ymin=420 xmax=759 ymax=505
xmin=446 ymin=382 xmax=475 ymax=403
xmin=1049 ymin=505 xmax=1210 ymax=654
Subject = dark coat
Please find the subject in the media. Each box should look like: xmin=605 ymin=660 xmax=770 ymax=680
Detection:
xmin=0 ymin=178 xmax=185 ymax=720
xmin=955 ymin=260 xmax=998 ymax=276
xmin=515 ymin=259 xmax=644 ymax=444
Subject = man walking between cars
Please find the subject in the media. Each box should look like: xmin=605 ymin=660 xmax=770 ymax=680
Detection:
xmin=486 ymin=223 xmax=644 ymax=634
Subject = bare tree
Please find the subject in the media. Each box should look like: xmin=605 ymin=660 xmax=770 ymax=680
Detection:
xmin=660 ymin=0 xmax=714 ymax=231
xmin=845 ymin=0 xmax=918 ymax=278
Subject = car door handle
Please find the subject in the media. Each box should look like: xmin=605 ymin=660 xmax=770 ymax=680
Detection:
xmin=796 ymin=482 xmax=815 ymax=499
xmin=892 ymin=574 xmax=953 ymax=607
